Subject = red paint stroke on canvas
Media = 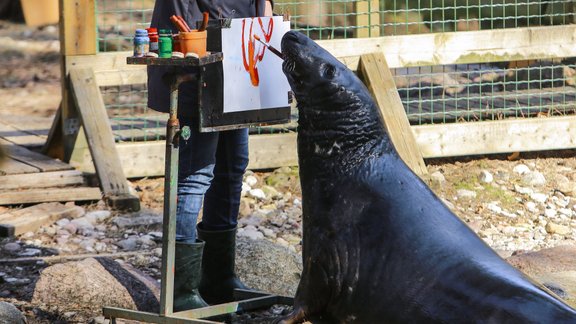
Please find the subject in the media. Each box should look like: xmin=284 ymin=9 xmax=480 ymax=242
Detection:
xmin=241 ymin=17 xmax=274 ymax=87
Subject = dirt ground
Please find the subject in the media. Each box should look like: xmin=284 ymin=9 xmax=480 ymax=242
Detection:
xmin=1 ymin=19 xmax=576 ymax=323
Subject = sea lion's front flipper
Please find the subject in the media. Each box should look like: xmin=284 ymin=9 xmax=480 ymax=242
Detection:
xmin=273 ymin=307 xmax=307 ymax=324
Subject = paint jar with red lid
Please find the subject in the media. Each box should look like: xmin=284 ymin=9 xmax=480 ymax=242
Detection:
xmin=146 ymin=27 xmax=159 ymax=53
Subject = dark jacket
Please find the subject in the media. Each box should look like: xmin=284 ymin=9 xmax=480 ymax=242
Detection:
xmin=147 ymin=0 xmax=268 ymax=116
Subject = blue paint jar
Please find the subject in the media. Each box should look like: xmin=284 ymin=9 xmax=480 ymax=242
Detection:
xmin=133 ymin=29 xmax=149 ymax=57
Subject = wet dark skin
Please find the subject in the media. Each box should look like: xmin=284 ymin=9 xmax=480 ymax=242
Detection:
xmin=276 ymin=30 xmax=576 ymax=323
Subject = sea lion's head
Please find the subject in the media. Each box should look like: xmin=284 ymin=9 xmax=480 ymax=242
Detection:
xmin=281 ymin=31 xmax=391 ymax=170
xmin=281 ymin=31 xmax=356 ymax=112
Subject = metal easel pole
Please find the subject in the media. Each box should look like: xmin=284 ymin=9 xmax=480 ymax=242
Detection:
xmin=159 ymin=76 xmax=183 ymax=316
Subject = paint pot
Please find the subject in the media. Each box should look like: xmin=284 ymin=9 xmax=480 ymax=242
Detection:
xmin=146 ymin=27 xmax=159 ymax=53
xmin=158 ymin=29 xmax=173 ymax=58
xmin=179 ymin=30 xmax=207 ymax=57
xmin=173 ymin=34 xmax=181 ymax=53
xmin=133 ymin=29 xmax=149 ymax=57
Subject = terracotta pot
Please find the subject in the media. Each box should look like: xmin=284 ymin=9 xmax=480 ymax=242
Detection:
xmin=179 ymin=30 xmax=207 ymax=57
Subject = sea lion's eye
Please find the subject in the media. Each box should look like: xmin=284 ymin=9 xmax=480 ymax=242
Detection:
xmin=322 ymin=64 xmax=336 ymax=79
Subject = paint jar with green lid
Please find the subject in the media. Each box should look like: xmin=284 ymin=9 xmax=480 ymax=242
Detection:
xmin=158 ymin=29 xmax=173 ymax=58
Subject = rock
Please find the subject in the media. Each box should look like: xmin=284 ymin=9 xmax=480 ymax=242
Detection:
xmin=71 ymin=217 xmax=95 ymax=233
xmin=238 ymin=214 xmax=264 ymax=227
xmin=262 ymin=185 xmax=281 ymax=199
xmin=248 ymin=188 xmax=266 ymax=200
xmin=241 ymin=182 xmax=251 ymax=197
xmin=456 ymin=189 xmax=477 ymax=199
xmin=56 ymin=218 xmax=70 ymax=227
xmin=522 ymin=171 xmax=547 ymax=187
xmin=513 ymin=184 xmax=534 ymax=195
xmin=32 ymin=257 xmax=160 ymax=317
xmin=18 ymin=248 xmax=41 ymax=257
xmin=244 ymin=175 xmax=258 ymax=187
xmin=530 ymin=193 xmax=548 ymax=204
xmin=478 ymin=170 xmax=493 ymax=183
xmin=513 ymin=164 xmax=530 ymax=175
xmin=486 ymin=203 xmax=502 ymax=214
xmin=116 ymin=236 xmax=139 ymax=251
xmin=62 ymin=222 xmax=78 ymax=234
xmin=430 ymin=171 xmax=446 ymax=186
xmin=525 ymin=201 xmax=539 ymax=213
xmin=3 ymin=242 xmax=21 ymax=253
xmin=237 ymin=226 xmax=264 ymax=240
xmin=235 ymin=237 xmax=302 ymax=297
xmin=85 ymin=210 xmax=112 ymax=224
xmin=506 ymin=245 xmax=576 ymax=308
xmin=112 ymin=210 xmax=162 ymax=228
xmin=0 ymin=301 xmax=26 ymax=324
xmin=544 ymin=208 xmax=557 ymax=218
xmin=79 ymin=239 xmax=96 ymax=252
xmin=545 ymin=222 xmax=571 ymax=235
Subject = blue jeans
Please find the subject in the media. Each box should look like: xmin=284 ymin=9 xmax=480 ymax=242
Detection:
xmin=175 ymin=118 xmax=249 ymax=243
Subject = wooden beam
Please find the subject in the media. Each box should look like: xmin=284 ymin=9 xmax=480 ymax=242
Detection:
xmin=52 ymin=0 xmax=97 ymax=163
xmin=71 ymin=133 xmax=299 ymax=178
xmin=60 ymin=0 xmax=97 ymax=56
xmin=0 ymin=170 xmax=86 ymax=190
xmin=413 ymin=116 xmax=576 ymax=158
xmin=0 ymin=187 xmax=102 ymax=206
xmin=0 ymin=202 xmax=84 ymax=237
xmin=358 ymin=53 xmax=428 ymax=176
xmin=317 ymin=25 xmax=576 ymax=70
xmin=355 ymin=0 xmax=380 ymax=38
xmin=69 ymin=68 xmax=140 ymax=211
xmin=0 ymin=139 xmax=72 ymax=172
xmin=66 ymin=113 xmax=576 ymax=176
xmin=65 ymin=24 xmax=576 ymax=90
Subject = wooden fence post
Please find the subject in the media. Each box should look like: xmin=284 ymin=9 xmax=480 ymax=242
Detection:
xmin=358 ymin=52 xmax=428 ymax=177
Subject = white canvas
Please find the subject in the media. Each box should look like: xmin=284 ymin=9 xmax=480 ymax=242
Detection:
xmin=221 ymin=16 xmax=291 ymax=113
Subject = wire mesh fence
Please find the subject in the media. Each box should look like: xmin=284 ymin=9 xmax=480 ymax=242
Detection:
xmin=93 ymin=0 xmax=576 ymax=142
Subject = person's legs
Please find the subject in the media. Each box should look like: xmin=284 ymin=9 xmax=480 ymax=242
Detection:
xmin=175 ymin=118 xmax=219 ymax=242
xmin=201 ymin=128 xmax=249 ymax=229
xmin=198 ymin=128 xmax=250 ymax=304
xmin=172 ymin=118 xmax=221 ymax=310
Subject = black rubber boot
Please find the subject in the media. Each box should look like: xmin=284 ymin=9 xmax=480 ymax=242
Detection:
xmin=197 ymin=224 xmax=249 ymax=304
xmin=174 ymin=241 xmax=209 ymax=312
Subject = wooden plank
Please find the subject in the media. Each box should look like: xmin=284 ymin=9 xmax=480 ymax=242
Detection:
xmin=64 ymin=25 xmax=576 ymax=89
xmin=69 ymin=68 xmax=140 ymax=210
xmin=0 ymin=158 xmax=39 ymax=175
xmin=71 ymin=133 xmax=300 ymax=178
xmin=67 ymin=51 xmax=146 ymax=86
xmin=248 ymin=133 xmax=298 ymax=170
xmin=317 ymin=25 xmax=576 ymax=70
xmin=96 ymin=69 xmax=148 ymax=87
xmin=0 ymin=202 xmax=85 ymax=237
xmin=0 ymin=170 xmax=86 ymax=190
xmin=0 ymin=139 xmax=72 ymax=172
xmin=0 ymin=187 xmax=102 ymax=205
xmin=60 ymin=0 xmax=97 ymax=56
xmin=358 ymin=53 xmax=428 ymax=176
xmin=355 ymin=0 xmax=380 ymax=38
xmin=0 ymin=118 xmax=47 ymax=148
xmin=413 ymin=116 xmax=576 ymax=158
xmin=68 ymin=114 xmax=576 ymax=174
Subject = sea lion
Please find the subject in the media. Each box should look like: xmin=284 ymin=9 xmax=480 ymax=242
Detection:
xmin=277 ymin=30 xmax=576 ymax=323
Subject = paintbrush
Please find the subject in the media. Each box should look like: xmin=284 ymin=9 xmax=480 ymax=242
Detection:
xmin=253 ymin=35 xmax=284 ymax=60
